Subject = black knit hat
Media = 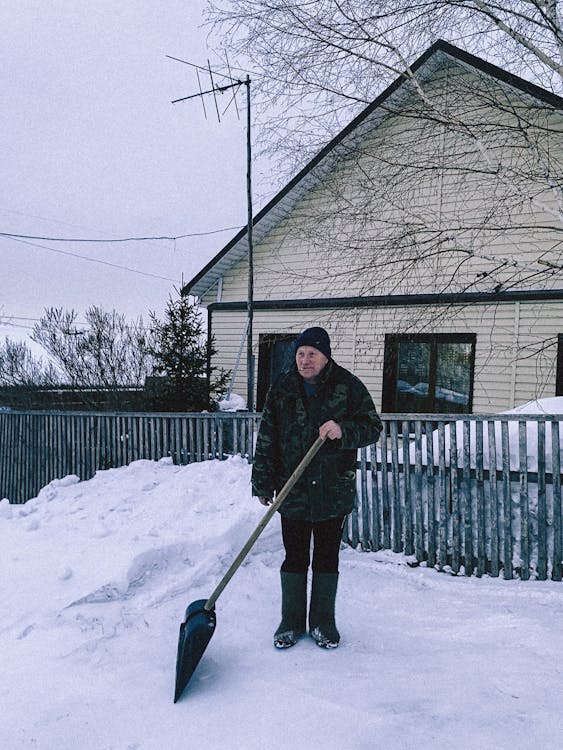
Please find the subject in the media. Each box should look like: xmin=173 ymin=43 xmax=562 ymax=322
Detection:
xmin=294 ymin=326 xmax=331 ymax=360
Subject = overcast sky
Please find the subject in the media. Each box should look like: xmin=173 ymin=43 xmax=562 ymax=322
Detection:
xmin=1 ymin=1 xmax=263 ymax=349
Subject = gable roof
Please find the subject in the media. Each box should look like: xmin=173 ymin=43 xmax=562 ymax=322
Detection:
xmin=182 ymin=39 xmax=563 ymax=300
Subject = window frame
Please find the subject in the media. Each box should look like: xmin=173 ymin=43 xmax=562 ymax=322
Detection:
xmin=382 ymin=333 xmax=476 ymax=414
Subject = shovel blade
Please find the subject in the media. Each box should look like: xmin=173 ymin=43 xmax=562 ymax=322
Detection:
xmin=174 ymin=598 xmax=216 ymax=702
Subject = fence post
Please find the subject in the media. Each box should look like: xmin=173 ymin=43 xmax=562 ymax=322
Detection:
xmin=518 ymin=421 xmax=530 ymax=581
xmin=487 ymin=420 xmax=500 ymax=577
xmin=402 ymin=420 xmax=414 ymax=556
xmin=370 ymin=443 xmax=381 ymax=551
xmin=552 ymin=421 xmax=562 ymax=582
xmin=501 ymin=420 xmax=512 ymax=580
xmin=450 ymin=421 xmax=461 ymax=574
xmin=475 ymin=419 xmax=486 ymax=577
xmin=413 ymin=420 xmax=424 ymax=563
xmin=463 ymin=420 xmax=473 ymax=576
xmin=358 ymin=447 xmax=369 ymax=549
xmin=380 ymin=420 xmax=391 ymax=550
xmin=537 ymin=420 xmax=547 ymax=580
xmin=390 ymin=420 xmax=402 ymax=553
xmin=437 ymin=421 xmax=448 ymax=570
xmin=425 ymin=419 xmax=436 ymax=569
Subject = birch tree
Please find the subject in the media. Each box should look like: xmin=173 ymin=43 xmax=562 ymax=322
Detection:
xmin=207 ymin=1 xmax=563 ymax=383
xmin=208 ymin=1 xmax=563 ymax=162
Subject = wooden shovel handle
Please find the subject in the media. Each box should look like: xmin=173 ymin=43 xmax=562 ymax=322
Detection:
xmin=204 ymin=435 xmax=326 ymax=611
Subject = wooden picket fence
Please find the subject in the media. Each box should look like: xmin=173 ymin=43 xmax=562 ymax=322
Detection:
xmin=0 ymin=410 xmax=257 ymax=505
xmin=1 ymin=409 xmax=561 ymax=580
xmin=344 ymin=414 xmax=563 ymax=582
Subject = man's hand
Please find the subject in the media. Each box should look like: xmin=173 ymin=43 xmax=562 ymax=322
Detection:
xmin=319 ymin=420 xmax=342 ymax=441
xmin=258 ymin=496 xmax=272 ymax=506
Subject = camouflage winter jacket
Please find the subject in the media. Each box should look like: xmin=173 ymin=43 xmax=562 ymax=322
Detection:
xmin=251 ymin=359 xmax=382 ymax=522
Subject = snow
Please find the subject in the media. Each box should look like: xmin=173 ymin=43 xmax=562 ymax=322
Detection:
xmin=404 ymin=396 xmax=563 ymax=472
xmin=217 ymin=392 xmax=247 ymax=411
xmin=2 ymin=456 xmax=563 ymax=748
xmin=504 ymin=396 xmax=563 ymax=415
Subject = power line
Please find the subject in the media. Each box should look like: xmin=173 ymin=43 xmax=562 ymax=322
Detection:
xmin=2 ymin=315 xmax=42 ymax=322
xmin=0 ymin=320 xmax=36 ymax=331
xmin=0 ymin=225 xmax=243 ymax=243
xmin=6 ymin=236 xmax=180 ymax=282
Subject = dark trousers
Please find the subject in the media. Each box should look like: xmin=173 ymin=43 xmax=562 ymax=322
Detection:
xmin=280 ymin=515 xmax=346 ymax=574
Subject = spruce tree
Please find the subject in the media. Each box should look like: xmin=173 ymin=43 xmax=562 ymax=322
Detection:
xmin=148 ymin=294 xmax=229 ymax=412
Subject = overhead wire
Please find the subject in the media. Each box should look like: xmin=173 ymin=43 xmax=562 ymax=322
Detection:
xmin=0 ymin=218 xmax=245 ymax=333
xmin=0 ymin=225 xmax=243 ymax=243
xmin=5 ymin=236 xmax=180 ymax=283
xmin=0 ymin=320 xmax=36 ymax=332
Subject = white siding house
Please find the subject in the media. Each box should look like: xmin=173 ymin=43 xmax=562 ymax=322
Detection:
xmin=183 ymin=41 xmax=563 ymax=414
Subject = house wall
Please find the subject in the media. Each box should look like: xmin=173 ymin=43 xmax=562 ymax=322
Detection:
xmin=204 ymin=72 xmax=563 ymax=301
xmin=202 ymin=59 xmax=563 ymax=413
xmin=210 ymin=300 xmax=562 ymax=413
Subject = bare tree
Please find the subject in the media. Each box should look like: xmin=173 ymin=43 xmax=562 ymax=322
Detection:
xmin=207 ymin=1 xmax=563 ymax=262
xmin=208 ymin=1 xmax=563 ymax=165
xmin=0 ymin=337 xmax=59 ymax=387
xmin=31 ymin=306 xmax=154 ymax=407
xmin=207 ymin=0 xmax=563 ymax=387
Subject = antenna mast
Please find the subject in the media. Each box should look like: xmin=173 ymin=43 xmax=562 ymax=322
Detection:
xmin=245 ymin=74 xmax=254 ymax=413
xmin=170 ymin=60 xmax=255 ymax=411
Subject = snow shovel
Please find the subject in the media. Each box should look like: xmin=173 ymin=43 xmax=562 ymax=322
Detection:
xmin=173 ymin=434 xmax=326 ymax=702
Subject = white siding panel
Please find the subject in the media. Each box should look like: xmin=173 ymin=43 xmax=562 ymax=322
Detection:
xmin=200 ymin=58 xmax=563 ymax=414
xmin=210 ymin=300 xmax=562 ymax=413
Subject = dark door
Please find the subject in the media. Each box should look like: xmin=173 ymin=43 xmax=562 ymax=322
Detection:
xmin=257 ymin=333 xmax=297 ymax=410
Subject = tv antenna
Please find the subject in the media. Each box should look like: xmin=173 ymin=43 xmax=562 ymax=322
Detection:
xmin=169 ymin=55 xmax=255 ymax=412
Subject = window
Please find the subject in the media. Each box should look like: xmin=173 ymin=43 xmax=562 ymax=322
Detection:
xmin=382 ymin=333 xmax=476 ymax=414
xmin=256 ymin=333 xmax=297 ymax=411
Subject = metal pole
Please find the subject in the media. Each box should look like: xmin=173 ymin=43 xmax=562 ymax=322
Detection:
xmin=170 ymin=66 xmax=254 ymax=409
xmin=245 ymin=76 xmax=254 ymax=412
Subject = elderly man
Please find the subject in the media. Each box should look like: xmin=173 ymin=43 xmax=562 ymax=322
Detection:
xmin=252 ymin=326 xmax=381 ymax=649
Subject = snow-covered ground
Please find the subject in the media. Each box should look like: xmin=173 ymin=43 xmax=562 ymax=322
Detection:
xmin=1 ymin=456 xmax=563 ymax=749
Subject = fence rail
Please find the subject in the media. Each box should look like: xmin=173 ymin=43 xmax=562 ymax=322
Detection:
xmin=1 ymin=409 xmax=562 ymax=581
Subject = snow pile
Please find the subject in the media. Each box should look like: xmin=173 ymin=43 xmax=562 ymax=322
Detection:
xmin=506 ymin=397 xmax=563 ymax=415
xmin=403 ymin=397 xmax=563 ymax=472
xmin=1 ymin=457 xmax=563 ymax=748
xmin=217 ymin=392 xmax=246 ymax=411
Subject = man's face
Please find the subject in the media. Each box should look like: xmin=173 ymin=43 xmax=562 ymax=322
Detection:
xmin=296 ymin=346 xmax=328 ymax=383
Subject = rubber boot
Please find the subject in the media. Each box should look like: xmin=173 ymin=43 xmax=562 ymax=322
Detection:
xmin=273 ymin=572 xmax=307 ymax=649
xmin=309 ymin=572 xmax=340 ymax=649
